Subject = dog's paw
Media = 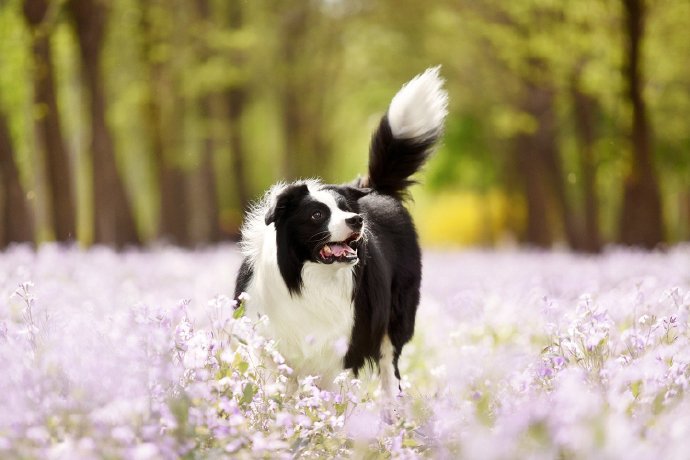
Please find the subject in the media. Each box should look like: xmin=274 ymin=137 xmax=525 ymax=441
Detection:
xmin=380 ymin=400 xmax=403 ymax=425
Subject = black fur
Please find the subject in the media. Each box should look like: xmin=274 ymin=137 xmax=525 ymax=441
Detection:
xmin=366 ymin=114 xmax=439 ymax=200
xmin=344 ymin=192 xmax=421 ymax=377
xmin=235 ymin=114 xmax=435 ymax=380
xmin=234 ymin=258 xmax=253 ymax=300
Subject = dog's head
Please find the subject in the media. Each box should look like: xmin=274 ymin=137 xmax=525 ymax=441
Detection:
xmin=265 ymin=182 xmax=369 ymax=293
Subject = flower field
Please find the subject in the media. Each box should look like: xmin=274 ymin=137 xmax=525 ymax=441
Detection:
xmin=1 ymin=244 xmax=690 ymax=458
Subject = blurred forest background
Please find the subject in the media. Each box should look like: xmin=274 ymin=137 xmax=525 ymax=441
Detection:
xmin=0 ymin=0 xmax=689 ymax=251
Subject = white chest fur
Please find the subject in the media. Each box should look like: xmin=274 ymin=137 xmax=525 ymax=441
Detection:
xmin=245 ymin=233 xmax=355 ymax=386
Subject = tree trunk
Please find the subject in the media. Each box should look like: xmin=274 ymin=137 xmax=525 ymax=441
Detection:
xmin=191 ymin=96 xmax=221 ymax=243
xmin=0 ymin=112 xmax=33 ymax=246
xmin=513 ymin=136 xmax=551 ymax=247
xmin=69 ymin=0 xmax=140 ymax=247
xmin=571 ymin=71 xmax=603 ymax=253
xmin=685 ymin=186 xmax=690 ymax=241
xmin=277 ymin=2 xmax=336 ymax=180
xmin=537 ymin=84 xmax=582 ymax=250
xmin=141 ymin=1 xmax=189 ymax=246
xmin=22 ymin=0 xmax=76 ymax=242
xmin=279 ymin=3 xmax=310 ymax=180
xmin=619 ymin=0 xmax=664 ymax=247
xmin=188 ymin=0 xmax=221 ymax=244
xmin=513 ymin=79 xmax=552 ymax=247
xmin=226 ymin=0 xmax=250 ymax=218
xmin=514 ymin=71 xmax=581 ymax=249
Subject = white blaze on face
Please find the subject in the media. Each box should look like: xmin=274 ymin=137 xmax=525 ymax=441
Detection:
xmin=308 ymin=185 xmax=356 ymax=242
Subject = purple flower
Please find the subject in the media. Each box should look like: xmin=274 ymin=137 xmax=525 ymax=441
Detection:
xmin=1 ymin=244 xmax=689 ymax=458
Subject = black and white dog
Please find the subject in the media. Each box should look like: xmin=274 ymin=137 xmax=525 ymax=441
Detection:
xmin=234 ymin=67 xmax=447 ymax=397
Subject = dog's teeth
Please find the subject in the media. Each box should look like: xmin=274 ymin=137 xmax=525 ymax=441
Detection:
xmin=323 ymin=245 xmax=332 ymax=256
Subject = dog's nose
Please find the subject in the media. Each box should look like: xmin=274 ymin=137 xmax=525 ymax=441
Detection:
xmin=346 ymin=214 xmax=363 ymax=230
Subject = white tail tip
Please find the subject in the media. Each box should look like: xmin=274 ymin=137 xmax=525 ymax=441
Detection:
xmin=387 ymin=66 xmax=448 ymax=140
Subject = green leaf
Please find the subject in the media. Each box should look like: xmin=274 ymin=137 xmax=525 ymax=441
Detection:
xmin=631 ymin=380 xmax=642 ymax=398
xmin=402 ymin=437 xmax=419 ymax=448
xmin=231 ymin=353 xmax=249 ymax=374
xmin=233 ymin=302 xmax=246 ymax=319
xmin=240 ymin=382 xmax=256 ymax=405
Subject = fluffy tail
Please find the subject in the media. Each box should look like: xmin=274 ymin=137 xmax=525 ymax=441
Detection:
xmin=364 ymin=67 xmax=448 ymax=200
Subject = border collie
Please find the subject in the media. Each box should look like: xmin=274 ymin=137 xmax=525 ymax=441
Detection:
xmin=234 ymin=67 xmax=447 ymax=398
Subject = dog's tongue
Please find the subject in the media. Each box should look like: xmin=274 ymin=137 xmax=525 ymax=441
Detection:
xmin=324 ymin=243 xmax=355 ymax=257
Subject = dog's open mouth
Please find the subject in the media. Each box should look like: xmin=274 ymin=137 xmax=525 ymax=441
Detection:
xmin=318 ymin=232 xmax=361 ymax=264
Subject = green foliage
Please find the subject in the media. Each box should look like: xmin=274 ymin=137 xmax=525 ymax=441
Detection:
xmin=427 ymin=114 xmax=494 ymax=191
xmin=0 ymin=1 xmax=32 ymax=192
xmin=1 ymin=0 xmax=689 ymax=247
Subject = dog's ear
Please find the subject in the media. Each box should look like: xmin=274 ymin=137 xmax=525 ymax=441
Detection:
xmin=265 ymin=184 xmax=309 ymax=225
xmin=350 ymin=175 xmax=370 ymax=189
xmin=342 ymin=185 xmax=372 ymax=202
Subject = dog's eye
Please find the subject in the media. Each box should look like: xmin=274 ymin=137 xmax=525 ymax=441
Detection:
xmin=311 ymin=211 xmax=323 ymax=221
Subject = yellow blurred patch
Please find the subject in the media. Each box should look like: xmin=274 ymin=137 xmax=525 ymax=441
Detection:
xmin=413 ymin=189 xmax=521 ymax=246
